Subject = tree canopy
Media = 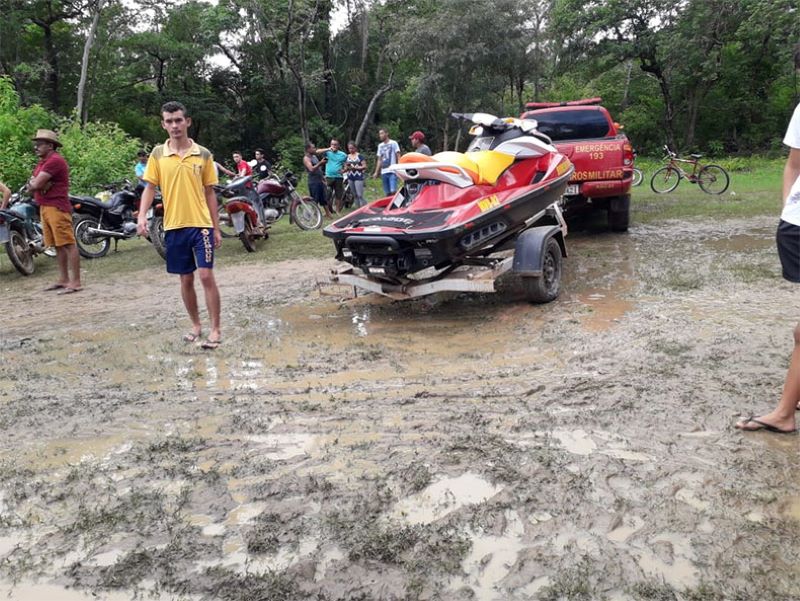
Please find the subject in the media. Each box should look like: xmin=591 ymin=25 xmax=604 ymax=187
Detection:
xmin=0 ymin=0 xmax=798 ymax=171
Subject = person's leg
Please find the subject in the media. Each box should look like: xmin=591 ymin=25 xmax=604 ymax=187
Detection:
xmin=313 ymin=183 xmax=332 ymax=218
xmin=197 ymin=268 xmax=221 ymax=342
xmin=190 ymin=228 xmax=221 ymax=344
xmin=64 ymin=244 xmax=81 ymax=289
xmin=180 ymin=272 xmax=202 ymax=336
xmin=324 ymin=179 xmax=336 ymax=214
xmin=50 ymin=209 xmax=81 ymax=290
xmin=353 ymin=180 xmax=365 ymax=207
xmin=42 ymin=207 xmax=68 ymax=287
xmin=387 ymin=173 xmax=398 ymax=194
xmin=736 ymin=323 xmax=800 ymax=432
xmin=333 ymin=179 xmax=344 ymax=212
xmin=167 ymin=228 xmax=201 ymax=338
xmin=55 ymin=246 xmax=70 ymax=284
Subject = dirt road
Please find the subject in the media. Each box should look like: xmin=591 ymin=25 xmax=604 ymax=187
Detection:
xmin=1 ymin=215 xmax=798 ymax=600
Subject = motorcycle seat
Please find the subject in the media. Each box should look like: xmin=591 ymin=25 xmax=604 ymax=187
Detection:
xmin=71 ymin=194 xmax=110 ymax=208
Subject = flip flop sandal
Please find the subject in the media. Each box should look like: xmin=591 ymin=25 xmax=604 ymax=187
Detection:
xmin=57 ymin=287 xmax=83 ymax=295
xmin=737 ymin=415 xmax=797 ymax=434
xmin=183 ymin=332 xmax=202 ymax=343
xmin=44 ymin=284 xmax=66 ymax=291
xmin=200 ymin=339 xmax=222 ymax=350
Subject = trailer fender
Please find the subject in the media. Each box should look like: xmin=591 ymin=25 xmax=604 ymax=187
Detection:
xmin=512 ymin=226 xmax=566 ymax=277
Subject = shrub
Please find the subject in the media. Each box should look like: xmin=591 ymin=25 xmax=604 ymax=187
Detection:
xmin=273 ymin=133 xmax=305 ymax=173
xmin=0 ymin=76 xmax=142 ymax=194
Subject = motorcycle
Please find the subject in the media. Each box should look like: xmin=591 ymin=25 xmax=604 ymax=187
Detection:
xmin=257 ymin=171 xmax=322 ymax=231
xmin=70 ymin=181 xmax=163 ymax=259
xmin=215 ymin=175 xmax=269 ymax=253
xmin=0 ymin=189 xmax=55 ymax=276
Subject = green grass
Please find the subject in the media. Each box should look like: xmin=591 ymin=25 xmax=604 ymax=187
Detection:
xmin=632 ymin=157 xmax=784 ymax=223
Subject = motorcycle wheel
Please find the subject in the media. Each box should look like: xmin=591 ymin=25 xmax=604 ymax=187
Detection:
xmin=5 ymin=228 xmax=35 ymax=276
xmin=149 ymin=215 xmax=167 ymax=260
xmin=217 ymin=206 xmax=237 ymax=238
xmin=73 ymin=215 xmax=111 ymax=258
xmin=239 ymin=219 xmax=257 ymax=252
xmin=291 ymin=196 xmax=323 ymax=230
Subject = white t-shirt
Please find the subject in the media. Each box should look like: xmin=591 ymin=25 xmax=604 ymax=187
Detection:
xmin=377 ymin=140 xmax=400 ymax=175
xmin=780 ymin=103 xmax=800 ymax=225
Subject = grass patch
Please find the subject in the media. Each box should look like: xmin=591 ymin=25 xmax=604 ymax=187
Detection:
xmin=632 ymin=159 xmax=783 ymax=224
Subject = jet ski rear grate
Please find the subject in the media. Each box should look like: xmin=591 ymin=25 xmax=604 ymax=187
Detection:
xmin=459 ymin=221 xmax=507 ymax=250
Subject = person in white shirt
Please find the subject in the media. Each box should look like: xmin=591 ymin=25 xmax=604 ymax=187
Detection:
xmin=372 ymin=128 xmax=400 ymax=195
xmin=736 ymin=45 xmax=800 ymax=434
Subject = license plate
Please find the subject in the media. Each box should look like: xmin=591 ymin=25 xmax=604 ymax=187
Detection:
xmin=0 ymin=224 xmax=7 ymax=244
xmin=564 ymin=184 xmax=579 ymax=196
xmin=230 ymin=211 xmax=246 ymax=233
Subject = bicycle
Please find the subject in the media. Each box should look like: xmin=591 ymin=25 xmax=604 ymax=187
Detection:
xmin=632 ymin=168 xmax=643 ymax=187
xmin=650 ymin=146 xmax=729 ymax=195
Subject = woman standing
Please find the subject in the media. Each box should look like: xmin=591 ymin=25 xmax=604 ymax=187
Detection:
xmin=344 ymin=141 xmax=367 ymax=208
xmin=303 ymin=142 xmax=332 ymax=219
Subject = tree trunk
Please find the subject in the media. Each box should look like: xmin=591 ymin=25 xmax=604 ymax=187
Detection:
xmin=684 ymin=89 xmax=703 ymax=150
xmin=360 ymin=10 xmax=369 ymax=70
xmin=355 ymin=74 xmax=393 ymax=147
xmin=621 ymin=60 xmax=633 ymax=110
xmin=639 ymin=57 xmax=677 ymax=151
xmin=42 ymin=23 xmax=60 ymax=110
xmin=76 ymin=0 xmax=105 ymax=124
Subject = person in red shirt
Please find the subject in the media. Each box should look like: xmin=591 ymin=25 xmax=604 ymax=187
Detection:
xmin=232 ymin=151 xmax=252 ymax=178
xmin=28 ymin=129 xmax=82 ymax=294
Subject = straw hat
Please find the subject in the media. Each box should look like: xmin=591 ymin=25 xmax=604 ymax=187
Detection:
xmin=32 ymin=129 xmax=62 ymax=148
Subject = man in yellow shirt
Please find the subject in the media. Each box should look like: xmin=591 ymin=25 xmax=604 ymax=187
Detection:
xmin=137 ymin=101 xmax=223 ymax=349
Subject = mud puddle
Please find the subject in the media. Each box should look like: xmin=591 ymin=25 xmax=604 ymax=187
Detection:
xmin=1 ymin=216 xmax=800 ymax=600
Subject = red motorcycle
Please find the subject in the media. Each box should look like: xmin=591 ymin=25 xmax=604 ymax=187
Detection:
xmin=220 ymin=171 xmax=322 ymax=252
xmin=257 ymin=171 xmax=322 ymax=231
xmin=216 ymin=176 xmax=267 ymax=253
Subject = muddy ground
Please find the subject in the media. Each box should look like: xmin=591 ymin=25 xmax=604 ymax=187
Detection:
xmin=0 ymin=215 xmax=799 ymax=601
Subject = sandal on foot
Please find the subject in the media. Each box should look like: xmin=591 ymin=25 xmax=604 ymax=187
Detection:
xmin=200 ymin=338 xmax=222 ymax=350
xmin=57 ymin=287 xmax=83 ymax=295
xmin=183 ymin=332 xmax=202 ymax=343
xmin=44 ymin=283 xmax=66 ymax=291
xmin=737 ymin=415 xmax=797 ymax=434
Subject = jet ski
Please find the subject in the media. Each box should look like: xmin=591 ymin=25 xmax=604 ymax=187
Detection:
xmin=323 ymin=113 xmax=574 ymax=285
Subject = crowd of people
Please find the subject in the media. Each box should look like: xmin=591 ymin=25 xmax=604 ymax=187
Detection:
xmin=302 ymin=129 xmax=431 ymax=216
xmin=0 ymin=114 xmax=434 ymax=349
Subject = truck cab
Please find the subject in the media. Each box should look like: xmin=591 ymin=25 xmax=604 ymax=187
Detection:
xmin=521 ymin=98 xmax=634 ymax=232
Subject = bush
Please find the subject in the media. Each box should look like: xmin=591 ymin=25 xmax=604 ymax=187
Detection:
xmin=0 ymin=77 xmax=52 ymax=190
xmin=0 ymin=76 xmax=142 ymax=194
xmin=273 ymin=133 xmax=305 ymax=174
xmin=58 ymin=118 xmax=142 ymax=194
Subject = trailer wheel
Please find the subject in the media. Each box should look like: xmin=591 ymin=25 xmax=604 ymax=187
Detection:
xmin=521 ymin=237 xmax=561 ymax=303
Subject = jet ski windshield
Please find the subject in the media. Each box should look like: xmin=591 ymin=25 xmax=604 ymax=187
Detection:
xmin=452 ymin=112 xmax=552 ymax=152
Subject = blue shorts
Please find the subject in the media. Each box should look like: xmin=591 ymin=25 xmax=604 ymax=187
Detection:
xmin=165 ymin=227 xmax=215 ymax=274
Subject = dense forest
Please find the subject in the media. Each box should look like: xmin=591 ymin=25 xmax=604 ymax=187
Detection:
xmin=0 ymin=0 xmax=798 ymax=175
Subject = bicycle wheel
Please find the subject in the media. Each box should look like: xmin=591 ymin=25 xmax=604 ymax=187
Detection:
xmin=632 ymin=168 xmax=643 ymax=187
xmin=650 ymin=167 xmax=680 ymax=194
xmin=697 ymin=164 xmax=729 ymax=195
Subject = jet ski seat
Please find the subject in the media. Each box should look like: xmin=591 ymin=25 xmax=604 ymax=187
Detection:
xmin=398 ymin=150 xmax=514 ymax=186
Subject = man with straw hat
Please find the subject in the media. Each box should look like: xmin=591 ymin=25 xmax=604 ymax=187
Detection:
xmin=28 ymin=129 xmax=82 ymax=294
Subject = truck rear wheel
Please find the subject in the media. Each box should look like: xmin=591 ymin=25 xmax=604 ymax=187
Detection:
xmin=521 ymin=238 xmax=561 ymax=304
xmin=607 ymin=194 xmax=630 ymax=233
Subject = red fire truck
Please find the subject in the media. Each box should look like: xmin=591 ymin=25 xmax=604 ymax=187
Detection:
xmin=521 ymin=98 xmax=635 ymax=232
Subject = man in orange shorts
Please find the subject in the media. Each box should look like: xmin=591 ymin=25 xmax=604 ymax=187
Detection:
xmin=28 ymin=129 xmax=82 ymax=294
